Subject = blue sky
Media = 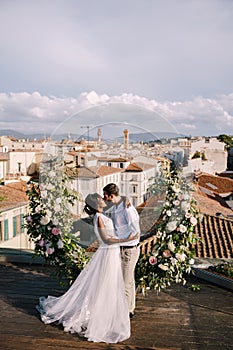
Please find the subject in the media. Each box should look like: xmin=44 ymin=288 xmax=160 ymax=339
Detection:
xmin=0 ymin=0 xmax=233 ymax=137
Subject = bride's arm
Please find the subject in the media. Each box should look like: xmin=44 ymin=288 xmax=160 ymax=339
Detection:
xmin=97 ymin=216 xmax=139 ymax=245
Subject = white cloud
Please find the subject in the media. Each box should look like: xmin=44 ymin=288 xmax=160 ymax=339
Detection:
xmin=0 ymin=1 xmax=233 ymax=136
xmin=0 ymin=91 xmax=232 ymax=137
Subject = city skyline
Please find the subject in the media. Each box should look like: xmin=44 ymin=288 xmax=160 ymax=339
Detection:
xmin=0 ymin=1 xmax=233 ymax=137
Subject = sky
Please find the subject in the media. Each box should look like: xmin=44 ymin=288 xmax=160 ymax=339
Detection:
xmin=0 ymin=0 xmax=233 ymax=138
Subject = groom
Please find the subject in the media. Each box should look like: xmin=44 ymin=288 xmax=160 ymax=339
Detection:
xmin=103 ymin=183 xmax=140 ymax=318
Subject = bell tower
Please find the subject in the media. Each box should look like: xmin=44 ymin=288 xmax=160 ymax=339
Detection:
xmin=97 ymin=128 xmax=101 ymax=143
xmin=123 ymin=129 xmax=129 ymax=150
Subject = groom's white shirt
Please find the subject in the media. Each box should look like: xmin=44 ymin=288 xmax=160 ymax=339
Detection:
xmin=113 ymin=201 xmax=140 ymax=247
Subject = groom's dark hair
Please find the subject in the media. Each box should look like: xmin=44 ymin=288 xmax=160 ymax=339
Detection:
xmin=103 ymin=183 xmax=119 ymax=196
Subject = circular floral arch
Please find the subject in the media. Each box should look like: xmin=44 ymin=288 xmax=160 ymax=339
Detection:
xmin=25 ymin=103 xmax=201 ymax=290
xmin=26 ymin=158 xmax=201 ymax=291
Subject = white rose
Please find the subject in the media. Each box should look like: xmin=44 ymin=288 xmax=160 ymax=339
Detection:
xmin=46 ymin=210 xmax=52 ymax=218
xmin=166 ymin=221 xmax=177 ymax=232
xmin=175 ymin=253 xmax=186 ymax=262
xmin=53 ymin=218 xmax=59 ymax=225
xmin=189 ymin=258 xmax=195 ymax=265
xmin=47 ymin=183 xmax=55 ymax=190
xmin=190 ymin=216 xmax=198 ymax=226
xmin=168 ymin=241 xmax=175 ymax=252
xmin=179 ymin=224 xmax=187 ymax=233
xmin=49 ymin=171 xmax=56 ymax=177
xmin=166 ymin=210 xmax=172 ymax=217
xmin=181 ymin=201 xmax=190 ymax=212
xmin=54 ymin=204 xmax=61 ymax=212
xmin=170 ymin=257 xmax=177 ymax=265
xmin=55 ymin=198 xmax=62 ymax=204
xmin=41 ymin=190 xmax=47 ymax=198
xmin=40 ymin=215 xmax=50 ymax=225
xmin=57 ymin=239 xmax=64 ymax=249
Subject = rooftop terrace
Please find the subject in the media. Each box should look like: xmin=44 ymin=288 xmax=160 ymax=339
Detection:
xmin=0 ymin=261 xmax=232 ymax=350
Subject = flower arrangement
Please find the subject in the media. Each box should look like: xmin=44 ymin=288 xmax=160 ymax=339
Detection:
xmin=25 ymin=162 xmax=89 ymax=284
xmin=136 ymin=163 xmax=202 ymax=293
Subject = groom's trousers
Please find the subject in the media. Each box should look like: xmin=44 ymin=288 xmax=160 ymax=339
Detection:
xmin=120 ymin=245 xmax=140 ymax=313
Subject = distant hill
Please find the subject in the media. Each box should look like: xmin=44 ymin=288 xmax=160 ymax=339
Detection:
xmin=0 ymin=130 xmax=28 ymax=139
xmin=0 ymin=129 xmax=186 ymax=143
xmin=116 ymin=131 xmax=186 ymax=143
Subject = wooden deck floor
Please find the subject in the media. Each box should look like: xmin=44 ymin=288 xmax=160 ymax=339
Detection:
xmin=0 ymin=262 xmax=233 ymax=350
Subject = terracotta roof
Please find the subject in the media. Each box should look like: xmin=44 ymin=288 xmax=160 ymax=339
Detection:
xmin=193 ymin=185 xmax=233 ymax=217
xmin=197 ymin=173 xmax=233 ymax=195
xmin=125 ymin=163 xmax=143 ymax=172
xmin=90 ymin=165 xmax=123 ymax=176
xmin=195 ymin=214 xmax=233 ymax=258
xmin=67 ymin=166 xmax=99 ymax=178
xmin=0 ymin=181 xmax=28 ymax=212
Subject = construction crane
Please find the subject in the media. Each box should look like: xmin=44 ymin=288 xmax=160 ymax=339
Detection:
xmin=80 ymin=125 xmax=91 ymax=144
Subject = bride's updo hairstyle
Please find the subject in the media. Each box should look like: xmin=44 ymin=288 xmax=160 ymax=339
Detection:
xmin=84 ymin=193 xmax=102 ymax=215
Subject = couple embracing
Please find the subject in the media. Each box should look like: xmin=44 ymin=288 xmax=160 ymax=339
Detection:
xmin=37 ymin=183 xmax=141 ymax=343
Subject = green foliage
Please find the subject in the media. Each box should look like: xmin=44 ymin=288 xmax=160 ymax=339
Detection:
xmin=136 ymin=163 xmax=202 ymax=293
xmin=217 ymin=134 xmax=233 ymax=149
xmin=0 ymin=195 xmax=7 ymax=202
xmin=190 ymin=284 xmax=201 ymax=292
xmin=201 ymin=152 xmax=207 ymax=160
xmin=210 ymin=262 xmax=233 ymax=279
xmin=25 ymin=164 xmax=90 ymax=284
xmin=192 ymin=151 xmax=201 ymax=159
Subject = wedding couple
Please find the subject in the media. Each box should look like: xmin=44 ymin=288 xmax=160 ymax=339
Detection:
xmin=37 ymin=183 xmax=141 ymax=343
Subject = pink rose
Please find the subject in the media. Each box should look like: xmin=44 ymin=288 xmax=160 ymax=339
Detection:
xmin=47 ymin=247 xmax=54 ymax=255
xmin=163 ymin=250 xmax=171 ymax=258
xmin=190 ymin=216 xmax=197 ymax=226
xmin=38 ymin=239 xmax=45 ymax=247
xmin=149 ymin=256 xmax=157 ymax=265
xmin=52 ymin=227 xmax=60 ymax=235
xmin=26 ymin=215 xmax=32 ymax=222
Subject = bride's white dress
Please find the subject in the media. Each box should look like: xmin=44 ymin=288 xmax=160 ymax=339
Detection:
xmin=37 ymin=213 xmax=130 ymax=343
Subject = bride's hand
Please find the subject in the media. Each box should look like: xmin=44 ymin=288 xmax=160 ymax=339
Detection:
xmin=128 ymin=232 xmax=140 ymax=241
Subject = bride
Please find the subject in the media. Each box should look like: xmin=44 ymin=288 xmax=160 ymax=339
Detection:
xmin=36 ymin=193 xmax=140 ymax=343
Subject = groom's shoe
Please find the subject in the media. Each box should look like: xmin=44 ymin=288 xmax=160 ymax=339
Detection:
xmin=129 ymin=312 xmax=135 ymax=319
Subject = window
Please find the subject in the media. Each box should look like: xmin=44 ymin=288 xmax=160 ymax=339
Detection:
xmin=108 ymin=162 xmax=111 ymax=167
xmin=21 ymin=214 xmax=25 ymax=233
xmin=18 ymin=162 xmax=22 ymax=173
xmin=0 ymin=221 xmax=2 ymax=241
xmin=132 ymin=175 xmax=137 ymax=181
xmin=13 ymin=216 xmax=17 ymax=237
xmin=4 ymin=219 xmax=9 ymax=241
xmin=120 ymin=162 xmax=124 ymax=168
